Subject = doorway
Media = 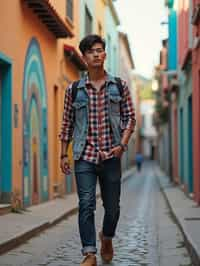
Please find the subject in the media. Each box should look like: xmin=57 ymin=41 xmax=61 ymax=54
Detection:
xmin=188 ymin=96 xmax=193 ymax=193
xmin=180 ymin=108 xmax=184 ymax=184
xmin=0 ymin=53 xmax=12 ymax=203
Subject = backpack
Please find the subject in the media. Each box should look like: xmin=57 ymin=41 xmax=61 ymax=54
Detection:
xmin=71 ymin=77 xmax=123 ymax=103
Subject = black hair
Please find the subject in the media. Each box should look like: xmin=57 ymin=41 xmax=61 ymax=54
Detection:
xmin=79 ymin=34 xmax=106 ymax=55
xmin=162 ymin=39 xmax=168 ymax=47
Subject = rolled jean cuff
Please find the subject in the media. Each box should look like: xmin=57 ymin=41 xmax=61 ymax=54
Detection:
xmin=82 ymin=246 xmax=97 ymax=255
xmin=102 ymin=233 xmax=113 ymax=240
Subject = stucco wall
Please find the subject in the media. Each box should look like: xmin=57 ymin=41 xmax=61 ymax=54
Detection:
xmin=0 ymin=0 xmax=81 ymax=205
xmin=178 ymin=67 xmax=193 ymax=192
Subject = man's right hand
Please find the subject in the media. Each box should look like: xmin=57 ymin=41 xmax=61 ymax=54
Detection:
xmin=60 ymin=156 xmax=71 ymax=175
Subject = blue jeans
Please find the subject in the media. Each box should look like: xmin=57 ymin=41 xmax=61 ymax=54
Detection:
xmin=74 ymin=157 xmax=121 ymax=255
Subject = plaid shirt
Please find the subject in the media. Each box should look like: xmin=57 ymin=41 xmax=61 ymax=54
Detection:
xmin=59 ymin=74 xmax=136 ymax=164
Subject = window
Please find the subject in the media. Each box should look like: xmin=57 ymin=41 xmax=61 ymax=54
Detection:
xmin=66 ymin=0 xmax=73 ymax=21
xmin=113 ymin=46 xmax=117 ymax=75
xmin=85 ymin=6 xmax=92 ymax=35
xmin=142 ymin=115 xmax=145 ymax=129
xmin=107 ymin=35 xmax=111 ymax=72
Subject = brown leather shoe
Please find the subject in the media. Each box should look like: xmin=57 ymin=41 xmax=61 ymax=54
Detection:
xmin=80 ymin=253 xmax=97 ymax=266
xmin=99 ymin=232 xmax=114 ymax=263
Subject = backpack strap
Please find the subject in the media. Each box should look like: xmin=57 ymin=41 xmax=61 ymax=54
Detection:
xmin=114 ymin=77 xmax=123 ymax=97
xmin=71 ymin=77 xmax=123 ymax=103
xmin=71 ymin=80 xmax=80 ymax=103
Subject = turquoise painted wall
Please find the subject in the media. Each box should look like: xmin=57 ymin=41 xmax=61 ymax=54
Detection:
xmin=0 ymin=52 xmax=12 ymax=202
xmin=168 ymin=9 xmax=177 ymax=70
xmin=79 ymin=1 xmax=119 ymax=77
xmin=179 ymin=107 xmax=184 ymax=184
xmin=80 ymin=0 xmax=95 ymax=40
xmin=178 ymin=67 xmax=193 ymax=191
xmin=105 ymin=6 xmax=119 ymax=76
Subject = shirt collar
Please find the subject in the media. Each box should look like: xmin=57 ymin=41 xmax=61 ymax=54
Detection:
xmin=76 ymin=71 xmax=117 ymax=89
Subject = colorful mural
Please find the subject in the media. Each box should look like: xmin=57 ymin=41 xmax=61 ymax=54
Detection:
xmin=23 ymin=38 xmax=48 ymax=206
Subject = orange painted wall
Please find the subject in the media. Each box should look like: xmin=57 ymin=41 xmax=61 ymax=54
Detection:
xmin=0 ymin=0 xmax=81 ymax=204
xmin=0 ymin=0 xmax=57 ymax=201
xmin=51 ymin=0 xmax=81 ymax=193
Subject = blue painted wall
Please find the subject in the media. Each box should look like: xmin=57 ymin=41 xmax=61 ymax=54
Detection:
xmin=80 ymin=0 xmax=95 ymax=39
xmin=0 ymin=52 xmax=12 ymax=201
xmin=178 ymin=69 xmax=193 ymax=192
xmin=105 ymin=4 xmax=119 ymax=76
xmin=168 ymin=9 xmax=177 ymax=70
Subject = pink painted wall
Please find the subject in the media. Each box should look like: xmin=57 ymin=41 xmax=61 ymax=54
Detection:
xmin=178 ymin=0 xmax=190 ymax=67
xmin=192 ymin=0 xmax=200 ymax=204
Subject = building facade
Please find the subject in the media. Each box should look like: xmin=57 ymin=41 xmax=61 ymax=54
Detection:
xmin=166 ymin=0 xmax=179 ymax=183
xmin=118 ymin=32 xmax=135 ymax=170
xmin=178 ymin=0 xmax=194 ymax=195
xmin=105 ymin=0 xmax=120 ymax=75
xmin=191 ymin=0 xmax=200 ymax=204
xmin=156 ymin=0 xmax=200 ymax=204
xmin=0 ymin=0 xmax=135 ymax=210
xmin=0 ymin=0 xmax=84 ymax=207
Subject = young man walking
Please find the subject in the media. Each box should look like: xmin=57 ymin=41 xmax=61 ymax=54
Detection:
xmin=59 ymin=34 xmax=136 ymax=266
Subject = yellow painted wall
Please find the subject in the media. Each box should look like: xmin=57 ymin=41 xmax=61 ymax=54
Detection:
xmin=94 ymin=0 xmax=106 ymax=37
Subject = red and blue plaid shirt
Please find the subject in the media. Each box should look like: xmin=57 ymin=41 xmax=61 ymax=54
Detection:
xmin=59 ymin=74 xmax=136 ymax=164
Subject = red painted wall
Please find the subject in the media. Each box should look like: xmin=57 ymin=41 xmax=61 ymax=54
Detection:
xmin=178 ymin=0 xmax=190 ymax=67
xmin=192 ymin=0 xmax=200 ymax=204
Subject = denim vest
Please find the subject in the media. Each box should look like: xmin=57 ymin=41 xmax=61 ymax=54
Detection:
xmin=72 ymin=75 xmax=122 ymax=160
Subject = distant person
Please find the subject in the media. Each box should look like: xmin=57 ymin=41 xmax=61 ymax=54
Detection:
xmin=135 ymin=152 xmax=143 ymax=172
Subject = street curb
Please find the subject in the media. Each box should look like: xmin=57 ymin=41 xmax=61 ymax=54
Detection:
xmin=0 ymin=222 xmax=49 ymax=255
xmin=0 ymin=206 xmax=80 ymax=256
xmin=0 ymin=166 xmax=136 ymax=255
xmin=156 ymin=175 xmax=200 ymax=266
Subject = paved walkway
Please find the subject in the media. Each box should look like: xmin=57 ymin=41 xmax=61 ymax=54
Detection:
xmin=0 ymin=167 xmax=134 ymax=255
xmin=156 ymin=167 xmax=200 ymax=266
xmin=0 ymin=161 xmax=192 ymax=266
xmin=0 ymin=163 xmax=200 ymax=266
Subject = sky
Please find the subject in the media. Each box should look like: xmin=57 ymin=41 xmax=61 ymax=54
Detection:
xmin=114 ymin=0 xmax=168 ymax=79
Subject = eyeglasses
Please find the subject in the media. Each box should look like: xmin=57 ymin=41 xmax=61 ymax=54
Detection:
xmin=86 ymin=48 xmax=105 ymax=55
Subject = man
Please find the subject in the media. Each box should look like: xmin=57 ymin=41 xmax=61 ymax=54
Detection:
xmin=59 ymin=34 xmax=135 ymax=266
xmin=135 ymin=152 xmax=144 ymax=172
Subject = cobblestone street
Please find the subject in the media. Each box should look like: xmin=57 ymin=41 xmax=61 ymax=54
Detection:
xmin=0 ymin=162 xmax=193 ymax=266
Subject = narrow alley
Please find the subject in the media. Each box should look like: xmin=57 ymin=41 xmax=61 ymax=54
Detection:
xmin=0 ymin=162 xmax=193 ymax=266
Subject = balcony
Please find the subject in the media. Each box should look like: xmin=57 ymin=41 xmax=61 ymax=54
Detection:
xmin=165 ymin=0 xmax=174 ymax=8
xmin=192 ymin=4 xmax=200 ymax=25
xmin=64 ymin=44 xmax=86 ymax=71
xmin=23 ymin=0 xmax=73 ymax=38
xmin=181 ymin=49 xmax=192 ymax=70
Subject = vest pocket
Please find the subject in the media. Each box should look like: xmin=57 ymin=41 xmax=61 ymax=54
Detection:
xmin=72 ymin=100 xmax=88 ymax=119
xmin=72 ymin=101 xmax=88 ymax=109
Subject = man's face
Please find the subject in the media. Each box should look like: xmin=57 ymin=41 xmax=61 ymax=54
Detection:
xmin=83 ymin=43 xmax=106 ymax=68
